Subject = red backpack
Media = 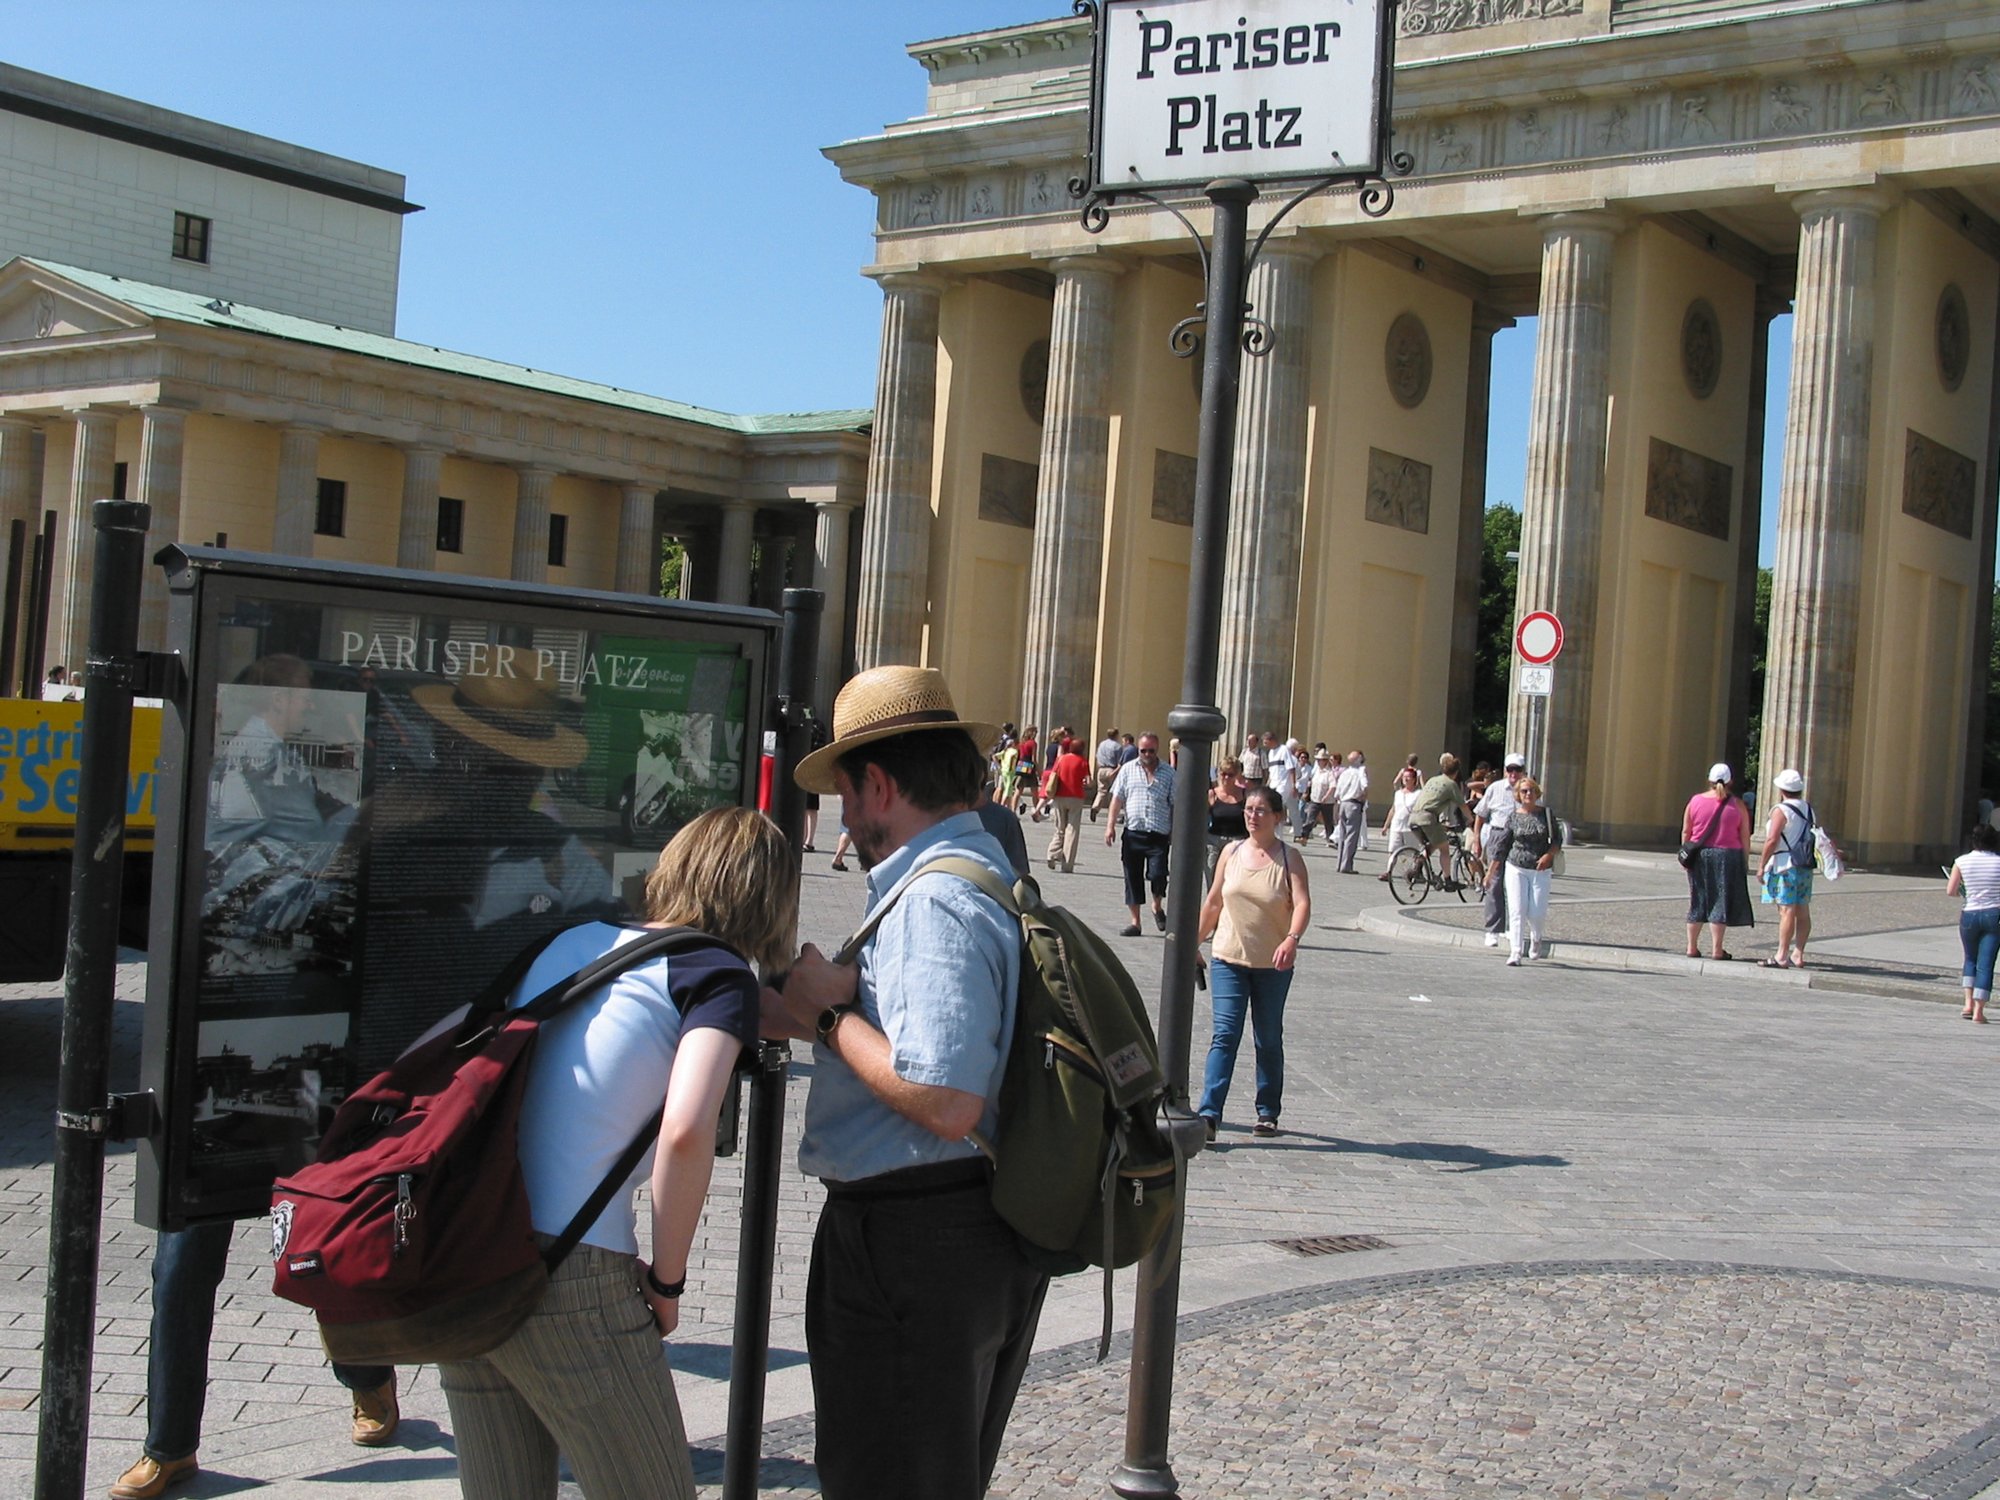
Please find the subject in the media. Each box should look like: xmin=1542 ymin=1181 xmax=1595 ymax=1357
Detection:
xmin=269 ymin=924 xmax=724 ymax=1365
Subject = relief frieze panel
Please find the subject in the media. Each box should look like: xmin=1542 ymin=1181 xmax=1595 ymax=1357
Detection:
xmin=1644 ymin=438 xmax=1732 ymax=541
xmin=1366 ymin=449 xmax=1432 ymax=535
xmin=1400 ymin=0 xmax=1583 ymax=38
xmin=1902 ymin=430 xmax=1976 ymax=540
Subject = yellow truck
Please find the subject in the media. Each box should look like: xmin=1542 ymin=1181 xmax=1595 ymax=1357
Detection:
xmin=0 ymin=697 xmax=162 ymax=980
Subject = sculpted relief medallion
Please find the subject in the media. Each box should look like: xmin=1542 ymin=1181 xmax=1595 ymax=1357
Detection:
xmin=1681 ymin=299 xmax=1721 ymax=401
xmin=1385 ymin=313 xmax=1432 ymax=410
xmin=1020 ymin=340 xmax=1050 ymax=425
xmin=1937 ymin=284 xmax=1970 ymax=394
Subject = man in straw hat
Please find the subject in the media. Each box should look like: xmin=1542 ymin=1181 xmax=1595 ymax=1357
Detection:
xmin=762 ymin=665 xmax=1049 ymax=1499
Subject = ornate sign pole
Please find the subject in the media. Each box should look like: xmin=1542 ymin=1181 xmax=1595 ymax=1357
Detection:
xmin=1071 ymin=2 xmax=1401 ymax=1492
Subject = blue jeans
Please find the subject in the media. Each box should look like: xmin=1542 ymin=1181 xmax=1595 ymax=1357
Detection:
xmin=1960 ymin=907 xmax=2000 ymax=998
xmin=147 ymin=1223 xmax=389 ymax=1461
xmin=1197 ymin=958 xmax=1293 ymax=1123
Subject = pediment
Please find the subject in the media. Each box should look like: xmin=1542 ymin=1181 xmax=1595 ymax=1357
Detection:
xmin=0 ymin=260 xmax=150 ymax=346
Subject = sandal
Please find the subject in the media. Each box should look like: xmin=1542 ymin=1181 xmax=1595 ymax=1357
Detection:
xmin=1710 ymin=951 xmax=1732 ymax=961
xmin=1252 ymin=1118 xmax=1278 ymax=1137
xmin=1757 ymin=957 xmax=1791 ymax=969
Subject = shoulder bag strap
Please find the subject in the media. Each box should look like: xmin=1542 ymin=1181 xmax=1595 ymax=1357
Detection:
xmin=832 ymin=854 xmax=1020 ymax=966
xmin=538 ymin=926 xmax=745 ymax=1273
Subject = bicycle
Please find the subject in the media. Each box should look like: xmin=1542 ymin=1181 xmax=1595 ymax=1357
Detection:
xmin=1387 ymin=834 xmax=1477 ymax=905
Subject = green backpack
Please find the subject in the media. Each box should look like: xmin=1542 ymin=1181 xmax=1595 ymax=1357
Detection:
xmin=837 ymin=854 xmax=1180 ymax=1357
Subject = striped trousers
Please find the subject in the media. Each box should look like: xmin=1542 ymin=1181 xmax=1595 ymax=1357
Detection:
xmin=440 ymin=1242 xmax=694 ymax=1500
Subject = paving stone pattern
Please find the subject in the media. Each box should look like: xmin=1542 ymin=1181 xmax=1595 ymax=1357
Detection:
xmin=3 ymin=825 xmax=1998 ymax=1496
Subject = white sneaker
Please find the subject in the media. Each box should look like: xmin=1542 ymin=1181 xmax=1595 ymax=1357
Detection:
xmin=1505 ymin=954 xmax=1522 ymax=966
xmin=1483 ymin=933 xmax=1500 ymax=948
xmin=1533 ymin=943 xmax=1550 ymax=960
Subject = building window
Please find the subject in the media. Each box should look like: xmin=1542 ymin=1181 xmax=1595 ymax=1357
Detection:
xmin=314 ymin=478 xmax=347 ymax=538
xmin=111 ymin=462 xmax=129 ymax=501
xmin=436 ymin=496 xmax=464 ymax=553
xmin=172 ymin=212 xmax=212 ymax=264
xmin=547 ymin=512 xmax=568 ymax=569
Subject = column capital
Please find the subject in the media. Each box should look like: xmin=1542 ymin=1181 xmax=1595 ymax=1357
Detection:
xmin=401 ymin=440 xmax=445 ymax=457
xmin=515 ymin=463 xmax=558 ymax=480
xmin=1471 ymin=304 xmax=1518 ymax=338
xmin=67 ymin=406 xmax=123 ymax=432
xmin=1534 ymin=209 xmax=1626 ymax=241
xmin=0 ymin=414 xmax=38 ymax=437
xmin=1248 ymin=232 xmax=1320 ymax=265
xmin=1038 ymin=252 xmax=1128 ymax=280
xmin=813 ymin=495 xmax=860 ymax=514
xmin=1789 ymin=185 xmax=1896 ymax=222
xmin=864 ymin=268 xmax=952 ymax=296
xmin=278 ymin=420 xmax=324 ymax=437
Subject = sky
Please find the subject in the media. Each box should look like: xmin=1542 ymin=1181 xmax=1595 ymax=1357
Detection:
xmin=7 ymin=1 xmax=1789 ymax=562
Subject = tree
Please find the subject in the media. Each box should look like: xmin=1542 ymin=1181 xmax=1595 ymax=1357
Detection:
xmin=659 ymin=535 xmax=686 ymax=598
xmin=1742 ymin=566 xmax=1772 ymax=792
xmin=1470 ymin=505 xmax=1521 ymax=769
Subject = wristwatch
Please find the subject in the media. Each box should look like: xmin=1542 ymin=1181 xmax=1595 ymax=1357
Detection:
xmin=815 ymin=1004 xmax=855 ymax=1045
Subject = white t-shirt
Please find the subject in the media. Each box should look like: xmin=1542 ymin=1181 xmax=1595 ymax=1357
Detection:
xmin=510 ymin=923 xmax=755 ymax=1254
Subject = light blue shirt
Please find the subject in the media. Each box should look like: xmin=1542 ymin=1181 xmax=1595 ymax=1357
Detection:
xmin=798 ymin=811 xmax=1020 ymax=1183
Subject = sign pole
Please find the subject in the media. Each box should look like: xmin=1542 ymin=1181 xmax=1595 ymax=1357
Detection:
xmin=35 ymin=498 xmax=151 ymax=1500
xmin=1113 ymin=177 xmax=1255 ymax=1500
xmin=721 ymin=586 xmax=821 ymax=1500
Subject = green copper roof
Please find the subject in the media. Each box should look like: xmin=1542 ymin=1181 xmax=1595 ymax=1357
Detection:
xmin=25 ymin=259 xmax=872 ymax=438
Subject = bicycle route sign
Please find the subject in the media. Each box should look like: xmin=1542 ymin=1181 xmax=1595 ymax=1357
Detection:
xmin=1515 ymin=611 xmax=1564 ymax=666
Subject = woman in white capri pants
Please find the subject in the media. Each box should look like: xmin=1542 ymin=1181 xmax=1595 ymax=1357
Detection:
xmin=1483 ymin=777 xmax=1562 ymax=965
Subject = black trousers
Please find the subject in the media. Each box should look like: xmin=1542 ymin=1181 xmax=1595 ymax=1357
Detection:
xmin=806 ymin=1164 xmax=1050 ymax=1500
xmin=1121 ymin=828 xmax=1172 ymax=907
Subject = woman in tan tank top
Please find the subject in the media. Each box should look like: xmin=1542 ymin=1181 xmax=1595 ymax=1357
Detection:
xmin=1194 ymin=784 xmax=1313 ymax=1141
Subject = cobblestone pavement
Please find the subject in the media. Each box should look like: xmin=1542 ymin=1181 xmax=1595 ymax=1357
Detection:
xmin=3 ymin=821 xmax=1997 ymax=1497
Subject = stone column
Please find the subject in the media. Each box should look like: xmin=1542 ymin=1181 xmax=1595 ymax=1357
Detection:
xmin=1507 ymin=212 xmax=1621 ymax=812
xmin=1021 ymin=254 xmax=1123 ymax=739
xmin=396 ymin=445 xmax=444 ymax=570
xmin=616 ymin=483 xmax=657 ymax=594
xmin=716 ymin=500 xmax=756 ymax=607
xmin=853 ymin=273 xmax=944 ymax=668
xmin=270 ymin=424 xmax=320 ymax=555
xmin=1445 ymin=307 xmax=1515 ymax=760
xmin=813 ymin=499 xmax=856 ymax=713
xmin=0 ymin=418 xmax=38 ymax=678
xmin=1215 ymin=242 xmax=1316 ymax=743
xmin=59 ymin=409 xmax=120 ymax=674
xmin=511 ymin=466 xmax=555 ymax=583
xmin=1755 ymin=189 xmax=1892 ymax=833
xmin=133 ymin=406 xmax=187 ymax=653
xmin=1724 ymin=287 xmax=1790 ymax=771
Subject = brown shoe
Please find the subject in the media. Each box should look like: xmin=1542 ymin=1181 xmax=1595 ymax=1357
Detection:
xmin=110 ymin=1454 xmax=197 ymax=1499
xmin=350 ymin=1373 xmax=400 ymax=1447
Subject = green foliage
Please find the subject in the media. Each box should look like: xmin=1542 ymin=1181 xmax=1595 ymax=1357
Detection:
xmin=659 ymin=536 xmax=686 ymax=599
xmin=1469 ymin=505 xmax=1521 ymax=769
xmin=1742 ymin=567 xmax=1772 ymax=791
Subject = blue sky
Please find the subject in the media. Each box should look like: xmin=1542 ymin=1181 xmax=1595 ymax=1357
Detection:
xmin=11 ymin=2 xmax=1787 ymax=562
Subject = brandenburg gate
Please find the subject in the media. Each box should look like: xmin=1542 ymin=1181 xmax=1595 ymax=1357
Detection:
xmin=826 ymin=0 xmax=2000 ymax=863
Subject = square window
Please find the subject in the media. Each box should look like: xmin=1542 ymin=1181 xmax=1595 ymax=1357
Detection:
xmin=547 ymin=512 xmax=568 ymax=570
xmin=436 ymin=496 xmax=464 ymax=553
xmin=314 ymin=478 xmax=346 ymax=538
xmin=172 ymin=212 xmax=211 ymax=264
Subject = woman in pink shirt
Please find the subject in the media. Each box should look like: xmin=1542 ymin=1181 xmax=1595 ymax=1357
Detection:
xmin=1680 ymin=762 xmax=1754 ymax=960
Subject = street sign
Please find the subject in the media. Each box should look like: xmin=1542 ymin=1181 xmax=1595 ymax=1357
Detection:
xmin=1519 ymin=665 xmax=1554 ymax=697
xmin=1089 ymin=0 xmax=1390 ymax=193
xmin=1516 ymin=610 xmax=1564 ymax=666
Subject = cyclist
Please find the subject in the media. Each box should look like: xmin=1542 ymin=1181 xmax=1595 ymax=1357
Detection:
xmin=1408 ymin=753 xmax=1471 ymax=888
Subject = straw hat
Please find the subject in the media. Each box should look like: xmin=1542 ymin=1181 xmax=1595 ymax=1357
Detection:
xmin=409 ymin=662 xmax=587 ymax=770
xmin=794 ymin=665 xmax=997 ymax=795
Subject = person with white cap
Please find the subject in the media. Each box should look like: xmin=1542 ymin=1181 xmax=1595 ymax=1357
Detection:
xmin=1757 ymin=767 xmax=1817 ymax=968
xmin=761 ymin=665 xmax=1047 ymax=1499
xmin=1472 ymin=753 xmax=1529 ymax=947
xmin=1680 ymin=763 xmax=1754 ymax=960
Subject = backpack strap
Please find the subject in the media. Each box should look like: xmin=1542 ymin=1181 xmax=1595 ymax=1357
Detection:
xmin=832 ymin=854 xmax=1020 ymax=965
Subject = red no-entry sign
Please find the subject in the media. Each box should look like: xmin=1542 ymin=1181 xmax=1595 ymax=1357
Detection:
xmin=1516 ymin=611 xmax=1564 ymax=666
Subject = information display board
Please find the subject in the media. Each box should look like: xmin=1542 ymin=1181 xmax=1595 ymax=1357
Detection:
xmin=137 ymin=549 xmax=774 ymax=1228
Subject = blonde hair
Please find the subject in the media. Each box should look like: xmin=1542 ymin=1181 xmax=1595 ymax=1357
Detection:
xmin=1439 ymin=752 xmax=1460 ymax=776
xmin=643 ymin=807 xmax=799 ymax=972
xmin=1516 ymin=777 xmax=1542 ymax=800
